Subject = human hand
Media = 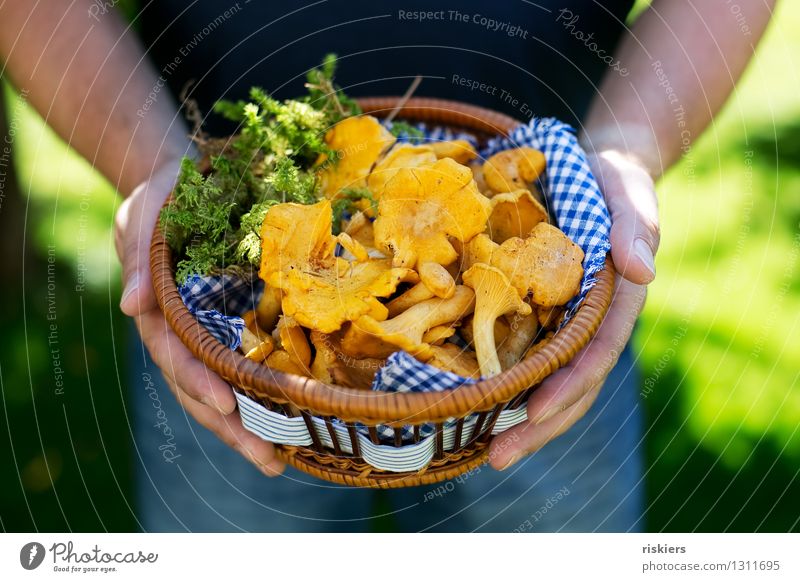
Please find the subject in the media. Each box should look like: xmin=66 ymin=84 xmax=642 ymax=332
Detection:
xmin=115 ymin=158 xmax=284 ymax=476
xmin=489 ymin=149 xmax=658 ymax=470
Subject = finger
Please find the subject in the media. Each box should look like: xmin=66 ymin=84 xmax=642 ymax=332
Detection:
xmin=117 ymin=159 xmax=182 ymax=317
xmin=135 ymin=308 xmax=237 ymax=415
xmin=488 ymin=279 xmax=645 ymax=469
xmin=591 ymin=151 xmax=660 ymax=285
xmin=174 ymin=382 xmax=285 ymax=477
xmin=489 ymin=386 xmax=601 ymax=470
xmin=525 ymin=279 xmax=645 ymax=424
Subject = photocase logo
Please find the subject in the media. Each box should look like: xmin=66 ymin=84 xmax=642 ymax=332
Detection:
xmin=20 ymin=542 xmax=46 ymax=570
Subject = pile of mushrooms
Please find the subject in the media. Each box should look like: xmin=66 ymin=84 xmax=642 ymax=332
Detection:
xmin=237 ymin=115 xmax=584 ymax=386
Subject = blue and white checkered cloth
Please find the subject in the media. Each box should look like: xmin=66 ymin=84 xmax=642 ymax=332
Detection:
xmin=177 ymin=117 xmax=611 ymax=444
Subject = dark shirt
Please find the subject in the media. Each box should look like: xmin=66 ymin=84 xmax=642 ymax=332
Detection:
xmin=139 ymin=1 xmax=634 ymax=133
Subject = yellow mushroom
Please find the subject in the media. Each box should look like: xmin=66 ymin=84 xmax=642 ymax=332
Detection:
xmin=271 ymin=258 xmax=417 ymax=333
xmin=421 ymin=324 xmax=457 ymax=346
xmin=418 ymin=261 xmax=456 ymax=299
xmin=459 ymin=314 xmax=511 ymax=349
xmin=367 ymin=143 xmax=437 ymax=195
xmin=309 ymin=331 xmax=383 ymax=389
xmin=469 ymin=159 xmax=490 ymax=196
xmin=259 ymin=201 xmax=417 ymax=333
xmin=337 ymin=232 xmax=370 ymax=263
xmin=497 ymin=307 xmax=539 ymax=370
xmin=317 ymin=115 xmax=396 ymax=199
xmin=373 ymin=157 xmax=491 ymax=271
xmin=429 ymin=140 xmax=478 ymax=165
xmin=343 ymin=210 xmax=376 ymax=249
xmin=345 ymin=285 xmax=476 ymax=360
xmin=463 ymin=223 xmax=584 ymax=307
xmin=265 ymin=349 xmax=309 ymax=376
xmin=487 ymin=189 xmax=549 ymax=243
xmin=462 ymin=264 xmax=532 ymax=377
xmin=426 ymin=343 xmax=481 ymax=379
xmin=239 ymin=327 xmax=276 ymax=363
xmin=275 ymin=316 xmax=312 ymax=368
xmin=385 ymin=282 xmax=436 ymax=318
xmin=483 ymin=147 xmax=546 ymax=194
xmin=255 ymin=285 xmax=282 ymax=332
xmin=537 ymin=304 xmax=566 ymax=330
xmin=259 ymin=199 xmax=337 ymax=281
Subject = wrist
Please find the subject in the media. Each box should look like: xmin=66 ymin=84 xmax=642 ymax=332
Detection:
xmin=578 ymin=123 xmax=664 ymax=179
xmin=121 ymin=130 xmax=197 ymax=198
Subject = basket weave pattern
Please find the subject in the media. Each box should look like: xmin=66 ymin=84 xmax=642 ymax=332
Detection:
xmin=150 ymin=97 xmax=615 ymax=488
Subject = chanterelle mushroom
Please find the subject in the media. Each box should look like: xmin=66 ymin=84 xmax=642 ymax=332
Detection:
xmin=272 ymin=258 xmax=418 ymax=334
xmin=487 ymin=189 xmax=549 ymax=243
xmin=429 ymin=140 xmax=478 ymax=165
xmin=483 ymin=147 xmax=546 ymax=195
xmin=462 ymin=264 xmax=531 ymax=377
xmin=275 ymin=316 xmax=311 ymax=368
xmin=497 ymin=307 xmax=539 ymax=370
xmin=373 ymin=157 xmax=490 ymax=295
xmin=317 ymin=115 xmax=396 ymax=199
xmin=259 ymin=199 xmax=417 ymax=333
xmin=309 ymin=331 xmax=383 ymax=388
xmin=367 ymin=143 xmax=437 ymax=195
xmin=344 ymin=285 xmax=476 ymax=360
xmin=464 ymin=223 xmax=584 ymax=307
xmin=259 ymin=199 xmax=337 ymax=280
xmin=426 ymin=344 xmax=481 ymax=379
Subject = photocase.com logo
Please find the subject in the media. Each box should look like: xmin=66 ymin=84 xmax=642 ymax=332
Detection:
xmin=20 ymin=542 xmax=46 ymax=570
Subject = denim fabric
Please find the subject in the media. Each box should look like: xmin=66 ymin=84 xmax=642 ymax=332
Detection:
xmin=130 ymin=328 xmax=644 ymax=532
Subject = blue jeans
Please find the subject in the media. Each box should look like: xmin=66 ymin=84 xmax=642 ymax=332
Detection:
xmin=130 ymin=328 xmax=645 ymax=532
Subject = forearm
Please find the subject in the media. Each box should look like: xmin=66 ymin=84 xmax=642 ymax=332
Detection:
xmin=583 ymin=0 xmax=775 ymax=178
xmin=0 ymin=0 xmax=189 ymax=195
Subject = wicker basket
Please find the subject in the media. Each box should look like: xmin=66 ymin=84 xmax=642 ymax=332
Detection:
xmin=150 ymin=97 xmax=615 ymax=488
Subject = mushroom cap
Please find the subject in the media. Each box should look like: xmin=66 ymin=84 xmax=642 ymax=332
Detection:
xmin=367 ymin=143 xmax=437 ymax=195
xmin=373 ymin=157 xmax=491 ymax=269
xmin=483 ymin=147 xmax=546 ymax=194
xmin=276 ymin=316 xmax=312 ymax=368
xmin=493 ymin=223 xmax=584 ymax=307
xmin=426 ymin=344 xmax=481 ymax=379
xmin=259 ymin=199 xmax=337 ymax=281
xmin=463 ymin=225 xmax=584 ymax=308
xmin=317 ymin=115 xmax=396 ymax=199
xmin=265 ymin=349 xmax=310 ymax=376
xmin=418 ymin=261 xmax=456 ymax=299
xmin=349 ymin=285 xmax=476 ymax=360
xmin=462 ymin=264 xmax=531 ymax=319
xmin=487 ymin=189 xmax=549 ymax=243
xmin=309 ymin=331 xmax=383 ymax=389
xmin=429 ymin=139 xmax=478 ymax=165
xmin=270 ymin=258 xmax=417 ymax=334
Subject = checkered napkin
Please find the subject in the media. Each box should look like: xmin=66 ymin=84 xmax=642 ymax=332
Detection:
xmin=178 ymin=274 xmax=262 ymax=351
xmin=177 ymin=117 xmax=611 ymax=447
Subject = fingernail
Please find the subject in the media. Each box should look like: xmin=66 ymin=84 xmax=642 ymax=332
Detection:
xmin=499 ymin=454 xmax=521 ymax=471
xmin=534 ymin=406 xmax=560 ymax=426
xmin=634 ymin=239 xmax=656 ymax=280
xmin=120 ymin=272 xmax=140 ymax=309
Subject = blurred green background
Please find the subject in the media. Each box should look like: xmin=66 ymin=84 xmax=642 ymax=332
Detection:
xmin=0 ymin=2 xmax=797 ymax=532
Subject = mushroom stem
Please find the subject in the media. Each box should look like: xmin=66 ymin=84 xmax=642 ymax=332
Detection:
xmin=386 ymin=282 xmax=435 ymax=317
xmin=418 ymin=261 xmax=456 ymax=299
xmin=256 ymin=285 xmax=282 ymax=331
xmin=462 ymin=264 xmax=531 ymax=377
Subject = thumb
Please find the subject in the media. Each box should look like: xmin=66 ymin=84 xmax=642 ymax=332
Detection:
xmin=590 ymin=150 xmax=660 ymax=285
xmin=115 ymin=160 xmax=181 ymax=316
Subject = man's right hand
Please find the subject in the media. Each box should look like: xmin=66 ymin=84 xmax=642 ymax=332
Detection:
xmin=115 ymin=158 xmax=284 ymax=476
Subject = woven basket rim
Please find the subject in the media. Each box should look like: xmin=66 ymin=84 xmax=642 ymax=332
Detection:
xmin=150 ymin=96 xmax=615 ymax=425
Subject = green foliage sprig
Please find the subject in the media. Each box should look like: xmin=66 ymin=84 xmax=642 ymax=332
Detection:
xmin=160 ymin=54 xmax=363 ymax=283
